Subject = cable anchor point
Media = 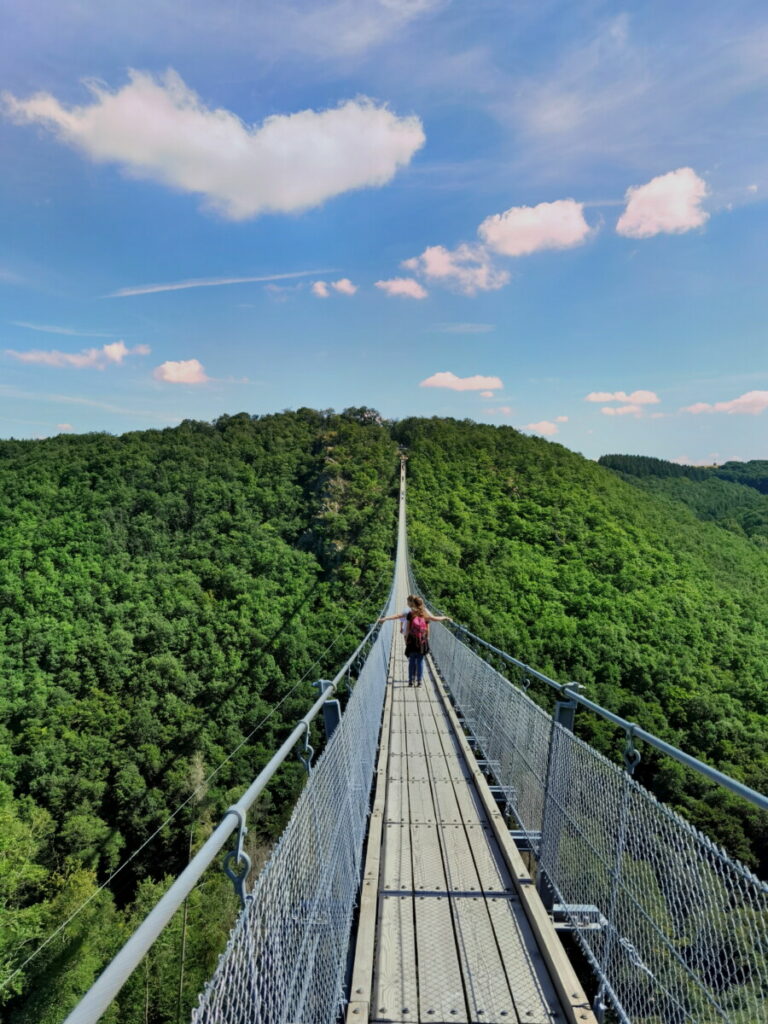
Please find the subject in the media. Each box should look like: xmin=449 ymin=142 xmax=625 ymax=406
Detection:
xmin=297 ymin=720 xmax=315 ymax=774
xmin=222 ymin=806 xmax=252 ymax=909
xmin=623 ymin=724 xmax=641 ymax=775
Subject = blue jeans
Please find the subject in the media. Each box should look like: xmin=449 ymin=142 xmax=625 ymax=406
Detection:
xmin=408 ymin=653 xmax=424 ymax=685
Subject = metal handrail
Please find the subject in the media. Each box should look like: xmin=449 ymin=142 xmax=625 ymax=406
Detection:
xmin=63 ymin=597 xmax=393 ymax=1024
xmin=416 ymin=598 xmax=768 ymax=814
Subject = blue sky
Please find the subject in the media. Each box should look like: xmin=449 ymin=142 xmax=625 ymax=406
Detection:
xmin=1 ymin=0 xmax=767 ymax=462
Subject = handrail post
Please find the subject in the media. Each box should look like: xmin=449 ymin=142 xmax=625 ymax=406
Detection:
xmin=537 ymin=689 xmax=578 ymax=910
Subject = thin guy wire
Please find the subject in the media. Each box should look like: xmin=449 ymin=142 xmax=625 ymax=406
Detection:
xmin=0 ymin=576 xmax=387 ymax=996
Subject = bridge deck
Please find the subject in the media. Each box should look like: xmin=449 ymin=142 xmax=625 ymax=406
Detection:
xmin=348 ymin=631 xmax=595 ymax=1024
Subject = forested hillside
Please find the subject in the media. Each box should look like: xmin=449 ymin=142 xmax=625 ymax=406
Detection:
xmin=0 ymin=408 xmax=397 ymax=1022
xmin=2 ymin=411 xmax=767 ymax=1023
xmin=598 ymin=453 xmax=768 ymax=543
xmin=398 ymin=419 xmax=768 ymax=874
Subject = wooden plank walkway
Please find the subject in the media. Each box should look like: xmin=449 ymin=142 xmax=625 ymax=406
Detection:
xmin=347 ymin=628 xmax=597 ymax=1024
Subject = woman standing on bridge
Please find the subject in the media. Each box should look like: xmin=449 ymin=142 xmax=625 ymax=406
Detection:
xmin=379 ymin=596 xmax=451 ymax=686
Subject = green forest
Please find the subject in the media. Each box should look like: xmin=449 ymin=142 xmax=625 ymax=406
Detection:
xmin=1 ymin=411 xmax=767 ymax=1022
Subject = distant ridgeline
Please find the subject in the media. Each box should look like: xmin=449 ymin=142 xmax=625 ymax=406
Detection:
xmin=1 ymin=412 xmax=767 ymax=1023
xmin=599 ymin=453 xmax=768 ymax=543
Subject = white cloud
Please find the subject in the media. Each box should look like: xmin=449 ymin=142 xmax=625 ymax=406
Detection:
xmin=153 ymin=359 xmax=209 ymax=384
xmin=5 ymin=340 xmax=149 ymax=369
xmin=616 ymin=168 xmax=709 ymax=238
xmin=478 ymin=199 xmax=592 ymax=256
xmin=405 ymin=244 xmax=508 ymax=295
xmin=331 ymin=277 xmax=357 ymax=295
xmin=312 ymin=281 xmax=330 ymax=298
xmin=479 ymin=390 xmax=495 ymax=398
xmin=420 ymin=371 xmax=503 ymax=391
xmin=601 ymin=404 xmax=643 ymax=416
xmin=525 ymin=420 xmax=559 ymax=436
xmin=485 ymin=406 xmax=513 ymax=417
xmin=747 ymin=184 xmax=758 ymax=193
xmin=555 ymin=415 xmax=569 ymax=422
xmin=0 ymin=384 xmax=176 ymax=421
xmin=5 ymin=70 xmax=425 ymax=220
xmin=671 ymin=454 xmax=722 ymax=466
xmin=375 ymin=277 xmax=427 ymax=299
xmin=681 ymin=391 xmax=768 ymax=415
xmin=57 ymin=423 xmax=74 ymax=432
xmin=585 ymin=389 xmax=660 ymax=404
xmin=13 ymin=321 xmax=113 ymax=337
xmin=110 ymin=268 xmax=334 ymax=297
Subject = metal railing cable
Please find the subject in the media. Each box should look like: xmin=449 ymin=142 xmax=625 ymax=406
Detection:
xmin=425 ymin=619 xmax=768 ymax=1024
xmin=408 ymin=569 xmax=768 ymax=815
xmin=2 ymin=581 xmax=387 ymax=1000
xmin=62 ymin=579 xmax=397 ymax=1024
xmin=191 ymin=457 xmax=410 ymax=1024
xmin=64 ymin=460 xmax=409 ymax=1024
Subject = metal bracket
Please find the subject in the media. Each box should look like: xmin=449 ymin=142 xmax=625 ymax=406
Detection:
xmin=297 ymin=721 xmax=315 ymax=774
xmin=222 ymin=806 xmax=252 ymax=909
xmin=623 ymin=724 xmax=641 ymax=775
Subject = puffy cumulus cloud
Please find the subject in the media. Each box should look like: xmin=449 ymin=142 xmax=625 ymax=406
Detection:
xmin=616 ymin=168 xmax=709 ymax=238
xmin=682 ymin=391 xmax=768 ymax=415
xmin=332 ymin=277 xmax=357 ymax=295
xmin=153 ymin=358 xmax=209 ymax=384
xmin=404 ymin=244 xmax=508 ymax=295
xmin=313 ymin=277 xmax=358 ymax=297
xmin=478 ymin=199 xmax=591 ymax=257
xmin=5 ymin=340 xmax=149 ymax=369
xmin=585 ymin=389 xmax=660 ymax=404
xmin=480 ymin=390 xmax=495 ymax=398
xmin=421 ymin=371 xmax=503 ymax=392
xmin=601 ymin=404 xmax=643 ymax=416
xmin=375 ymin=277 xmax=427 ymax=299
xmin=555 ymin=415 xmax=569 ymax=422
xmin=57 ymin=423 xmax=74 ymax=432
xmin=4 ymin=71 xmax=425 ymax=220
xmin=525 ymin=420 xmax=559 ymax=436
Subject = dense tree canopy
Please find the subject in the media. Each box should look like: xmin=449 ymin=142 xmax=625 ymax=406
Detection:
xmin=0 ymin=409 xmax=397 ymax=1021
xmin=398 ymin=419 xmax=768 ymax=874
xmin=1 ymin=412 xmax=766 ymax=1021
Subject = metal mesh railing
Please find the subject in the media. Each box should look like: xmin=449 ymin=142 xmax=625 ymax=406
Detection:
xmin=192 ymin=617 xmax=395 ymax=1024
xmin=429 ymin=622 xmax=768 ymax=1024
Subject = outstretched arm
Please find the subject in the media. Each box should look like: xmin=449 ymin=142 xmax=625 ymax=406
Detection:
xmin=425 ymin=613 xmax=452 ymax=623
xmin=378 ymin=612 xmax=406 ymax=623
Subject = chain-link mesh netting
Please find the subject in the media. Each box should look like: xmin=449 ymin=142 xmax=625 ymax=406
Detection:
xmin=192 ymin=617 xmax=395 ymax=1024
xmin=429 ymin=622 xmax=768 ymax=1024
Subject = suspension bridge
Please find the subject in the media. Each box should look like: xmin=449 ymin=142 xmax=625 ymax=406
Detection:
xmin=67 ymin=457 xmax=767 ymax=1024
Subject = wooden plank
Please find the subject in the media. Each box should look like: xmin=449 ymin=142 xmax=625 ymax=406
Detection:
xmin=372 ymin=895 xmax=419 ymax=1023
xmin=385 ymin=771 xmax=408 ymax=824
xmin=451 ymin=896 xmax=521 ymax=1024
xmin=346 ymin=639 xmax=395 ymax=1024
xmin=463 ymin=823 xmax=514 ymax=894
xmin=427 ymin=658 xmax=598 ymax=1024
xmin=414 ymin=895 xmax=469 ymax=1022
xmin=410 ymin=822 xmax=447 ymax=893
xmin=406 ymin=772 xmax=436 ymax=824
xmin=486 ymin=897 xmax=564 ymax=1024
xmin=450 ymin=776 xmax=489 ymax=825
xmin=382 ymin=823 xmax=413 ymax=892
xmin=431 ymin=777 xmax=463 ymax=825
xmin=438 ymin=824 xmax=484 ymax=894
